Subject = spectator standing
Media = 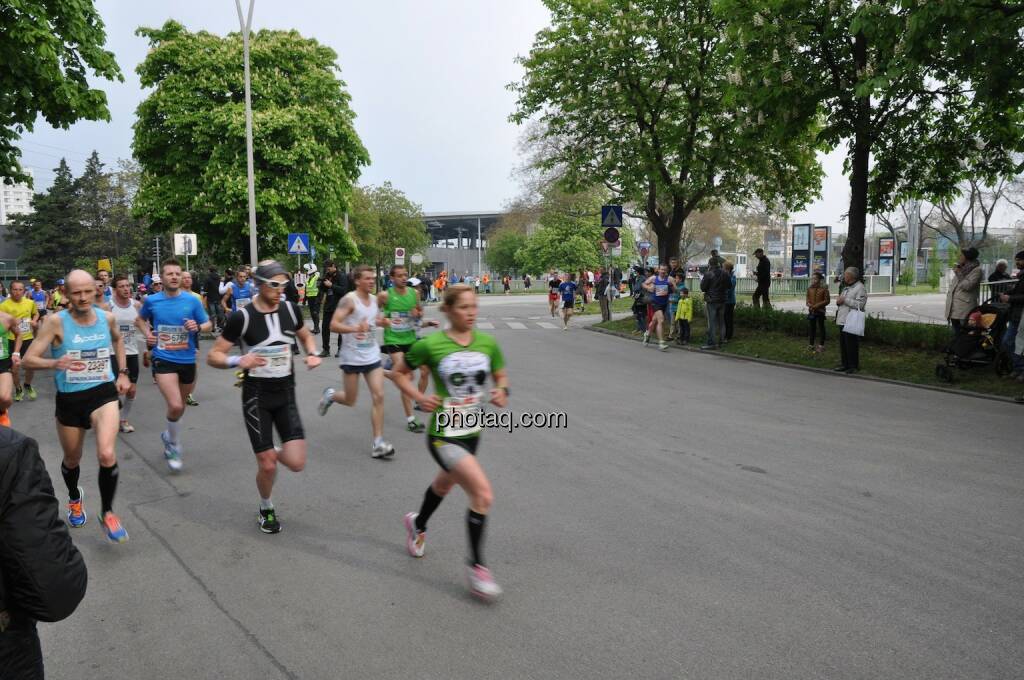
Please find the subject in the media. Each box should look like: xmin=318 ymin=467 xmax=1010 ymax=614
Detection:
xmin=673 ymin=287 xmax=693 ymax=345
xmin=997 ymin=251 xmax=1024 ymax=380
xmin=723 ymin=260 xmax=737 ymax=342
xmin=752 ymin=248 xmax=772 ymax=309
xmin=303 ymin=263 xmax=322 ymax=334
xmin=524 ymin=274 xmax=532 ymax=290
xmin=806 ymin=271 xmax=831 ymax=353
xmin=596 ymin=270 xmax=611 ymax=322
xmin=944 ymin=247 xmax=982 ymax=332
xmin=834 ymin=267 xmax=867 ymax=373
xmin=503 ymin=274 xmax=511 ymax=295
xmin=0 ymin=427 xmax=88 ymax=677
xmin=202 ymin=267 xmax=224 ymax=332
xmin=630 ymin=267 xmax=648 ymax=335
xmin=699 ymin=260 xmax=730 ymax=350
xmin=988 ymin=259 xmax=1011 ymax=283
xmin=318 ymin=261 xmax=347 ymax=357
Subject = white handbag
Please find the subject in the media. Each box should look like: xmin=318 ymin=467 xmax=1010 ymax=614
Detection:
xmin=842 ymin=309 xmax=866 ymax=336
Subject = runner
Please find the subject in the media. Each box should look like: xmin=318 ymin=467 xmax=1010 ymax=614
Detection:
xmin=391 ymin=284 xmax=509 ymax=600
xmin=0 ymin=310 xmax=23 ymax=427
xmin=182 ymin=271 xmax=203 ymax=406
xmin=558 ymin=272 xmax=578 ymax=331
xmin=97 ymin=268 xmax=114 ymax=304
xmin=643 ymin=264 xmax=674 ymax=351
xmin=221 ymin=268 xmax=254 ymax=314
xmin=547 ymin=271 xmax=561 ymax=318
xmin=111 ymin=274 xmax=145 ymax=433
xmin=0 ymin=281 xmax=40 ymax=401
xmin=207 ymin=260 xmax=321 ymax=533
xmin=22 ymin=269 xmax=132 ymax=542
xmin=93 ymin=275 xmax=111 ymax=311
xmin=317 ymin=265 xmax=395 ymax=458
xmin=378 ymin=264 xmax=435 ymax=433
xmin=138 ymin=259 xmax=211 ymax=472
xmin=30 ymin=280 xmax=50 ymax=318
xmin=51 ymin=278 xmax=68 ymax=311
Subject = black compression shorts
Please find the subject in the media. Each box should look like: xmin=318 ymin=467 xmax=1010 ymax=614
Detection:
xmin=426 ymin=434 xmax=480 ymax=471
xmin=380 ymin=344 xmax=413 ymax=355
xmin=242 ymin=382 xmax=304 ymax=454
xmin=153 ymin=359 xmax=196 ymax=385
xmin=55 ymin=382 xmax=119 ymax=430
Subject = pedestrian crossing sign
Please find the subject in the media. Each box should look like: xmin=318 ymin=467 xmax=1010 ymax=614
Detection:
xmin=601 ymin=205 xmax=623 ymax=228
xmin=287 ymin=233 xmax=310 ymax=255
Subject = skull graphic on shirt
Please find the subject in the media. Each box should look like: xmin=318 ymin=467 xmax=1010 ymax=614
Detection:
xmin=438 ymin=351 xmax=490 ymax=398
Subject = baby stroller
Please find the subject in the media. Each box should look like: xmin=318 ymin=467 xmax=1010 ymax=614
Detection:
xmin=935 ymin=301 xmax=1012 ymax=382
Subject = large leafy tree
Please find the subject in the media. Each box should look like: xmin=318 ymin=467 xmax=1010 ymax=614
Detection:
xmin=1 ymin=0 xmax=122 ymax=185
xmin=510 ymin=0 xmax=821 ymax=263
xmin=348 ymin=182 xmax=429 ymax=279
xmin=720 ymin=0 xmax=1024 ymax=273
xmin=485 ymin=227 xmax=529 ymax=274
xmin=133 ymin=21 xmax=369 ymax=264
xmin=7 ymin=160 xmax=81 ymax=280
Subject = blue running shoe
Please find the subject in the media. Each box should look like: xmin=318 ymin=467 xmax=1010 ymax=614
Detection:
xmin=161 ymin=431 xmax=183 ymax=472
xmin=101 ymin=512 xmax=129 ymax=543
xmin=67 ymin=487 xmax=87 ymax=528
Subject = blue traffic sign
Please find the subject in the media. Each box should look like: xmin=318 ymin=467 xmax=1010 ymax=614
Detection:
xmin=601 ymin=205 xmax=623 ymax=228
xmin=287 ymin=233 xmax=310 ymax=255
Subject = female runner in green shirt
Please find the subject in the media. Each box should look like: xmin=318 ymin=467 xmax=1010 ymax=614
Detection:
xmin=391 ymin=284 xmax=509 ymax=601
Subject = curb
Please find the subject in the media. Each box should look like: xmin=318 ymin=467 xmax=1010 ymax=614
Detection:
xmin=585 ymin=324 xmax=1023 ymax=405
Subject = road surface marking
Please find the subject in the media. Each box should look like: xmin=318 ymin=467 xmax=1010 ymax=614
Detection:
xmin=506 ymin=321 xmax=527 ymax=329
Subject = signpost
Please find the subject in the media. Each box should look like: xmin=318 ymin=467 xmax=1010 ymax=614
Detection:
xmin=288 ymin=232 xmax=310 ymax=272
xmin=173 ymin=233 xmax=197 ymax=271
xmin=394 ymin=247 xmax=406 ymax=265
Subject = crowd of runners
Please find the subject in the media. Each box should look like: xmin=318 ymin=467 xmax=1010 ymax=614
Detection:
xmin=3 ymin=259 xmax=511 ymax=601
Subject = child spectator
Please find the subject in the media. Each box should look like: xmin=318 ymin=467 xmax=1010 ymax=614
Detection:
xmin=674 ymin=287 xmax=693 ymax=345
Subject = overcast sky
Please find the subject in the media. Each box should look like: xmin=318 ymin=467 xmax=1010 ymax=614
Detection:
xmin=16 ymin=0 xmax=849 ymax=229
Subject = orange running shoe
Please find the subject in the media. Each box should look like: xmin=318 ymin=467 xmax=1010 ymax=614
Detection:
xmin=101 ymin=512 xmax=129 ymax=543
xmin=67 ymin=488 xmax=87 ymax=528
xmin=0 ymin=410 xmax=10 ymax=428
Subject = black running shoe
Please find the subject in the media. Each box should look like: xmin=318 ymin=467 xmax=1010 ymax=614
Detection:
xmin=258 ymin=507 xmax=281 ymax=534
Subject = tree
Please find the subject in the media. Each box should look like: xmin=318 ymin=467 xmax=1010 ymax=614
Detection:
xmin=515 ymin=188 xmax=635 ymax=274
xmin=721 ymin=0 xmax=1024 ymax=274
xmin=133 ymin=21 xmax=369 ymax=264
xmin=6 ymin=160 xmax=81 ymax=281
xmin=1 ymin=0 xmax=122 ymax=185
xmin=485 ymin=227 xmax=529 ymax=274
xmin=348 ymin=183 xmax=429 ymax=280
xmin=918 ymin=178 xmax=1014 ymax=250
xmin=510 ymin=0 xmax=821 ymax=263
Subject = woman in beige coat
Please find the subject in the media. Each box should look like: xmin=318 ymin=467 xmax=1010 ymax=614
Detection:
xmin=945 ymin=247 xmax=982 ymax=332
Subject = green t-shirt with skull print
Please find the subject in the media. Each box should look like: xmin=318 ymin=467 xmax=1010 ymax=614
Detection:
xmin=404 ymin=330 xmax=505 ymax=438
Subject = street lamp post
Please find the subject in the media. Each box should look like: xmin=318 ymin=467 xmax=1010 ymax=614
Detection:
xmin=235 ymin=0 xmax=258 ymax=267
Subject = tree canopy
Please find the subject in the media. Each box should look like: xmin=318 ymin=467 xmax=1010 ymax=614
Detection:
xmin=720 ymin=0 xmax=1024 ymax=273
xmin=510 ymin=0 xmax=822 ymax=263
xmin=348 ymin=183 xmax=429 ymax=274
xmin=132 ymin=21 xmax=369 ymax=264
xmin=1 ymin=0 xmax=122 ymax=185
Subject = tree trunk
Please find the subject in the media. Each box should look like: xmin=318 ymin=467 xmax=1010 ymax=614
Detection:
xmin=842 ymin=29 xmax=870 ymax=278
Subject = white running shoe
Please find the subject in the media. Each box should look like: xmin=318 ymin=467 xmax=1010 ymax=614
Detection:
xmin=642 ymin=331 xmax=650 ymax=346
xmin=318 ymin=387 xmax=335 ymax=416
xmin=403 ymin=512 xmax=425 ymax=557
xmin=372 ymin=441 xmax=395 ymax=459
xmin=161 ymin=431 xmax=183 ymax=472
xmin=467 ymin=564 xmax=502 ymax=601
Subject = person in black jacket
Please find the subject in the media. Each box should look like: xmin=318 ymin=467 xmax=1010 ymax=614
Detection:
xmin=203 ymin=267 xmax=225 ymax=332
xmin=997 ymin=251 xmax=1024 ymax=379
xmin=0 ymin=427 xmax=87 ymax=679
xmin=318 ymin=261 xmax=349 ymax=358
xmin=700 ymin=261 xmax=731 ymax=350
xmin=753 ymin=248 xmax=772 ymax=309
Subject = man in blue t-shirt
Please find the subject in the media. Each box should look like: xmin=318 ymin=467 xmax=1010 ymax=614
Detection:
xmin=139 ymin=258 xmax=211 ymax=472
xmin=558 ymin=272 xmax=578 ymax=331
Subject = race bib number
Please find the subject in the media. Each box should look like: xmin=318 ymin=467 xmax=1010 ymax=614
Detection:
xmin=34 ymin=299 xmax=46 ymax=311
xmin=655 ymin=284 xmax=669 ymax=297
xmin=354 ymin=331 xmax=375 ymax=349
xmin=249 ymin=345 xmax=292 ymax=379
xmin=157 ymin=324 xmax=189 ymax=351
xmin=236 ymin=297 xmax=252 ymax=309
xmin=119 ymin=324 xmax=136 ymax=346
xmin=439 ymin=394 xmax=483 ymax=438
xmin=18 ymin=319 xmax=30 ymax=334
xmin=65 ymin=348 xmax=111 ymax=384
xmin=390 ymin=312 xmax=412 ymax=331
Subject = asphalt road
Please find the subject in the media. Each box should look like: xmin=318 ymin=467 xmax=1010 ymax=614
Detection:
xmin=775 ymin=292 xmax=952 ymax=325
xmin=17 ymin=294 xmax=1022 ymax=679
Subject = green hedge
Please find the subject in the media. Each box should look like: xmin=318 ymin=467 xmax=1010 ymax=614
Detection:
xmin=730 ymin=304 xmax=950 ymax=351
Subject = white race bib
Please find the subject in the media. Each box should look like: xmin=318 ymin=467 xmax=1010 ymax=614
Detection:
xmin=655 ymin=284 xmax=669 ymax=297
xmin=119 ymin=324 xmax=135 ymax=346
xmin=249 ymin=345 xmax=292 ymax=379
xmin=65 ymin=348 xmax=111 ymax=384
xmin=34 ymin=299 xmax=46 ymax=311
xmin=157 ymin=324 xmax=189 ymax=351
xmin=236 ymin=297 xmax=252 ymax=309
xmin=18 ymin=319 xmax=30 ymax=334
xmin=439 ymin=394 xmax=483 ymax=438
xmin=354 ymin=331 xmax=375 ymax=349
xmin=390 ymin=312 xmax=412 ymax=331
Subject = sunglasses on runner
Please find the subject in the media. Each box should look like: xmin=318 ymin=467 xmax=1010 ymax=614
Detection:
xmin=256 ymin=277 xmax=287 ymax=289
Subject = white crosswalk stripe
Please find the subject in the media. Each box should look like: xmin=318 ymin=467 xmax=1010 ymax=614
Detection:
xmin=477 ymin=321 xmax=495 ymax=329
xmin=536 ymin=321 xmax=558 ymax=329
xmin=505 ymin=321 xmax=528 ymax=329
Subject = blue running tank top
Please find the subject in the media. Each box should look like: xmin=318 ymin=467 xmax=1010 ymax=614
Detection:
xmin=231 ymin=281 xmax=254 ymax=311
xmin=53 ymin=309 xmax=114 ymax=393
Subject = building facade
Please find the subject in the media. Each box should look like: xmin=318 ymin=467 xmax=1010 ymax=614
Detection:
xmin=0 ymin=172 xmax=32 ymax=263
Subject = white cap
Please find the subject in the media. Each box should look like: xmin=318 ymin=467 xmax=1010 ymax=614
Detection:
xmin=303 ymin=263 xmax=317 ymax=274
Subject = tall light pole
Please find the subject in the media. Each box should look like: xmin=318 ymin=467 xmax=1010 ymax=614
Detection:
xmin=235 ymin=0 xmax=258 ymax=267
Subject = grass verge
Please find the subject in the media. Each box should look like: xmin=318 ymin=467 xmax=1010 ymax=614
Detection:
xmin=595 ymin=313 xmax=1022 ymax=399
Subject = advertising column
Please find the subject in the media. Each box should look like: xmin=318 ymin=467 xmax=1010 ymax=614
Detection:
xmin=791 ymin=223 xmax=811 ymax=277
xmin=812 ymin=226 xmax=830 ymax=275
xmin=878 ymin=237 xmax=895 ymax=277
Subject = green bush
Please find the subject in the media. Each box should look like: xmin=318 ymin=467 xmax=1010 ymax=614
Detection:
xmin=732 ymin=305 xmax=950 ymax=351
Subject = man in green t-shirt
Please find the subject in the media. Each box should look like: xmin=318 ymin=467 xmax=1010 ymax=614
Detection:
xmin=379 ymin=264 xmax=438 ymax=433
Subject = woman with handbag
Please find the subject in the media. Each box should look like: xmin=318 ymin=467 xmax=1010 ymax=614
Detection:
xmin=806 ymin=272 xmax=830 ymax=353
xmin=834 ymin=267 xmax=867 ymax=374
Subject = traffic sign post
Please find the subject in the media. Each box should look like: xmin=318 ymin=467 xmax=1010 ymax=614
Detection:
xmin=601 ymin=205 xmax=623 ymax=229
xmin=394 ymin=247 xmax=406 ymax=265
xmin=287 ymin=233 xmax=310 ymax=255
xmin=174 ymin=233 xmax=197 ymax=271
